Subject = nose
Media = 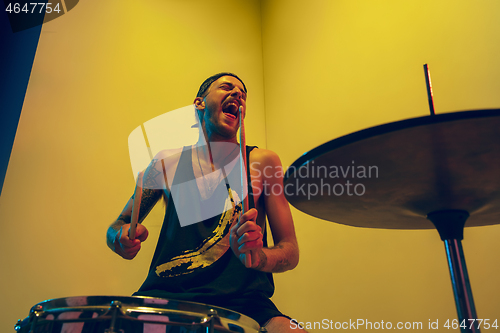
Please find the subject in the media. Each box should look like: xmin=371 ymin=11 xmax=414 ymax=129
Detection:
xmin=230 ymin=87 xmax=243 ymax=98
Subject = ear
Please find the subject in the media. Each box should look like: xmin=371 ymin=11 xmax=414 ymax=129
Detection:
xmin=194 ymin=97 xmax=205 ymax=110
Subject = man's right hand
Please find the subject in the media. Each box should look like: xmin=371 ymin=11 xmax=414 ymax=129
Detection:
xmin=114 ymin=223 xmax=149 ymax=260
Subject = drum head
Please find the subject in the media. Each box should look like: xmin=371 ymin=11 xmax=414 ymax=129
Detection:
xmin=16 ymin=295 xmax=260 ymax=333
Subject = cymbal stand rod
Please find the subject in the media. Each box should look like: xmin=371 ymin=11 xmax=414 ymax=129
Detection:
xmin=444 ymin=239 xmax=480 ymax=333
xmin=423 ymin=64 xmax=436 ymax=115
xmin=427 ymin=210 xmax=480 ymax=333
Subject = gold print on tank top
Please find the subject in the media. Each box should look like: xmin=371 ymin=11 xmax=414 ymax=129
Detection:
xmin=155 ymin=189 xmax=242 ymax=277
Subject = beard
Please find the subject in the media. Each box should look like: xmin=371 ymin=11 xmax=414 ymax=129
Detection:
xmin=202 ymin=110 xmax=239 ymax=141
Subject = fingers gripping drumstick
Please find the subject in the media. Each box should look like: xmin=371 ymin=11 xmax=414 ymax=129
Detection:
xmin=239 ymin=106 xmax=253 ymax=267
xmin=129 ymin=172 xmax=143 ymax=240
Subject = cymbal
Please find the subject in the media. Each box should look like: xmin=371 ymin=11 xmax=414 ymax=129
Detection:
xmin=283 ymin=109 xmax=500 ymax=229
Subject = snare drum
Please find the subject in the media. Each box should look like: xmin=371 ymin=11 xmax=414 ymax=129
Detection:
xmin=15 ymin=296 xmax=261 ymax=333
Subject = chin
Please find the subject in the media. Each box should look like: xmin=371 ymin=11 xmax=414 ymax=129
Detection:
xmin=220 ymin=129 xmax=238 ymax=140
xmin=206 ymin=118 xmax=238 ymax=140
xmin=218 ymin=123 xmax=238 ymax=137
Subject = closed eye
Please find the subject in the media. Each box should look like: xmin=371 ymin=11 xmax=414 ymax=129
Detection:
xmin=219 ymin=83 xmax=247 ymax=99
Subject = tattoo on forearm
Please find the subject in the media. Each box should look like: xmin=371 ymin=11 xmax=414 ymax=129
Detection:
xmin=273 ymin=257 xmax=291 ymax=273
xmin=137 ymin=188 xmax=161 ymax=221
xmin=254 ymin=244 xmax=293 ymax=272
xmin=255 ymin=250 xmax=267 ymax=270
xmin=270 ymin=243 xmax=292 ymax=273
xmin=118 ymin=190 xmax=161 ymax=227
xmin=117 ymin=214 xmax=130 ymax=224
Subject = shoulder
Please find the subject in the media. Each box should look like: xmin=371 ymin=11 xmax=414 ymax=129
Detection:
xmin=143 ymin=147 xmax=185 ymax=191
xmin=249 ymin=148 xmax=282 ymax=168
xmin=144 ymin=147 xmax=184 ymax=175
xmin=153 ymin=147 xmax=185 ymax=164
xmin=249 ymin=148 xmax=284 ymax=180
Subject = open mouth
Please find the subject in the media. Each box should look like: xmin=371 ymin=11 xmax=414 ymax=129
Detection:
xmin=222 ymin=102 xmax=240 ymax=120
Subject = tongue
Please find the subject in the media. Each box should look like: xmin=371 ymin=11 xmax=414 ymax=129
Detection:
xmin=223 ymin=104 xmax=238 ymax=115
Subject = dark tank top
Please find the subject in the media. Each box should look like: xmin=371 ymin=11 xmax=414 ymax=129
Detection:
xmin=135 ymin=145 xmax=274 ymax=304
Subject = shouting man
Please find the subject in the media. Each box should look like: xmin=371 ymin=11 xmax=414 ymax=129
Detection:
xmin=107 ymin=73 xmax=302 ymax=332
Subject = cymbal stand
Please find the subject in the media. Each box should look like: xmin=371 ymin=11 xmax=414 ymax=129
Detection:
xmin=427 ymin=210 xmax=480 ymax=333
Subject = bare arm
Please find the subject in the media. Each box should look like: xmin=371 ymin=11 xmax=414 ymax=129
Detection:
xmin=231 ymin=150 xmax=299 ymax=273
xmin=107 ymin=158 xmax=166 ymax=259
xmin=106 ymin=188 xmax=162 ymax=257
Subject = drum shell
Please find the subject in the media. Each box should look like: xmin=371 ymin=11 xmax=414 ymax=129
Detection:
xmin=16 ymin=295 xmax=260 ymax=333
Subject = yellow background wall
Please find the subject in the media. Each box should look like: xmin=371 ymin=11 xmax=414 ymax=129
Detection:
xmin=0 ymin=0 xmax=267 ymax=330
xmin=262 ymin=0 xmax=500 ymax=329
xmin=1 ymin=0 xmax=500 ymax=331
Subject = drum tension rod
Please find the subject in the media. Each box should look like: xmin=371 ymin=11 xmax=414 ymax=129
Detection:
xmin=105 ymin=300 xmax=123 ymax=333
xmin=207 ymin=309 xmax=219 ymax=333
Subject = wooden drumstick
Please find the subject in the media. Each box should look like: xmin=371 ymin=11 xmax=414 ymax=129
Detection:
xmin=129 ymin=172 xmax=143 ymax=240
xmin=239 ymin=106 xmax=249 ymax=213
xmin=239 ymin=106 xmax=253 ymax=267
xmin=423 ymin=64 xmax=436 ymax=116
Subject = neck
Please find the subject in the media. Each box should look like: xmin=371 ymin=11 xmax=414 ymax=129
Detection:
xmin=196 ymin=125 xmax=240 ymax=171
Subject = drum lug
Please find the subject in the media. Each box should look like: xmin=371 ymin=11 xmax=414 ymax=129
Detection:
xmin=259 ymin=327 xmax=268 ymax=333
xmin=32 ymin=304 xmax=43 ymax=314
xmin=28 ymin=305 xmax=44 ymax=333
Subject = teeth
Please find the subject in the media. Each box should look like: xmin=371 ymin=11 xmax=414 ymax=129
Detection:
xmin=223 ymin=103 xmax=238 ymax=115
xmin=224 ymin=101 xmax=239 ymax=108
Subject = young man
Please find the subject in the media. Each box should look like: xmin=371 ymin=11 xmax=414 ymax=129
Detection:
xmin=107 ymin=73 xmax=302 ymax=332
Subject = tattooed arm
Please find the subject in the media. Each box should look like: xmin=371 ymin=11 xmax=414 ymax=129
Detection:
xmin=107 ymin=158 xmax=166 ymax=259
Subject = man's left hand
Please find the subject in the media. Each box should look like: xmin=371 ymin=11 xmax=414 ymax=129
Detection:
xmin=230 ymin=208 xmax=264 ymax=268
